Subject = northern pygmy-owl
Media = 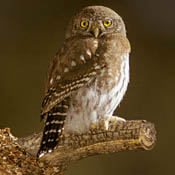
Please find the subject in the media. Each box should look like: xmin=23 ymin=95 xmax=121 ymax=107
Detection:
xmin=37 ymin=5 xmax=131 ymax=158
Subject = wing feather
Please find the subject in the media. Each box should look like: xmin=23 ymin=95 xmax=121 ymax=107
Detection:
xmin=41 ymin=60 xmax=104 ymax=115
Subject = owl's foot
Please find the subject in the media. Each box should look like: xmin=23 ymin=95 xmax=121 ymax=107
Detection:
xmin=102 ymin=116 xmax=126 ymax=131
xmin=90 ymin=116 xmax=126 ymax=132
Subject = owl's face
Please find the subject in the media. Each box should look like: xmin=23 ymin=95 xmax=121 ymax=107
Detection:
xmin=65 ymin=6 xmax=126 ymax=39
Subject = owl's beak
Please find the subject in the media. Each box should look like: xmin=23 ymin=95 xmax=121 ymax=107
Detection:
xmin=90 ymin=25 xmax=101 ymax=38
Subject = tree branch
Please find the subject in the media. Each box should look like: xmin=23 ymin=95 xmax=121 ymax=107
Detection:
xmin=0 ymin=119 xmax=156 ymax=175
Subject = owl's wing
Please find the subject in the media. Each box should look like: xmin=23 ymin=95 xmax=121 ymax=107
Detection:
xmin=41 ymin=36 xmax=105 ymax=116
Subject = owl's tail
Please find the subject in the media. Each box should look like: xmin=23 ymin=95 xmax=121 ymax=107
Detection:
xmin=37 ymin=99 xmax=69 ymax=158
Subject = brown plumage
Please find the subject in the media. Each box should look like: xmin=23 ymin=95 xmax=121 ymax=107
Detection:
xmin=37 ymin=6 xmax=131 ymax=158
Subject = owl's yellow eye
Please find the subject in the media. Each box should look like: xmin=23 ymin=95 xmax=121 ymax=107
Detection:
xmin=103 ymin=19 xmax=112 ymax=27
xmin=80 ymin=20 xmax=89 ymax=28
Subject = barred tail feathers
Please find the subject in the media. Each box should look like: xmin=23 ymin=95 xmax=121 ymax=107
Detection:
xmin=37 ymin=100 xmax=68 ymax=158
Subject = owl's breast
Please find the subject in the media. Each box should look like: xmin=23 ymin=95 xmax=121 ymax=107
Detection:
xmin=64 ymin=53 xmax=129 ymax=134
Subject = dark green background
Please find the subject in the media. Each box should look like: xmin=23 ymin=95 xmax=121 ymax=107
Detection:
xmin=0 ymin=0 xmax=174 ymax=174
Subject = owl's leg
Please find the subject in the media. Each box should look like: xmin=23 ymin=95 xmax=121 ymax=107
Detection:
xmin=37 ymin=98 xmax=69 ymax=158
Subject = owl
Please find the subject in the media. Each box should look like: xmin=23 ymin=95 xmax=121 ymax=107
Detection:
xmin=37 ymin=5 xmax=131 ymax=158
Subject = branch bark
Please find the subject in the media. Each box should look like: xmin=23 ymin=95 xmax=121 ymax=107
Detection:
xmin=0 ymin=119 xmax=156 ymax=175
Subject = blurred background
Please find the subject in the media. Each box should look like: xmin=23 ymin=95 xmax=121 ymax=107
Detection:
xmin=0 ymin=0 xmax=174 ymax=174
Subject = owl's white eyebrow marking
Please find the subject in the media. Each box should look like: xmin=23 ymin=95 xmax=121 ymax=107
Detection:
xmin=64 ymin=67 xmax=69 ymax=73
xmin=71 ymin=60 xmax=76 ymax=66
xmin=80 ymin=55 xmax=86 ymax=62
xmin=86 ymin=49 xmax=91 ymax=57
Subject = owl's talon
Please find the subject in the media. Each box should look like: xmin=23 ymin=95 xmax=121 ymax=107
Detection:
xmin=111 ymin=116 xmax=126 ymax=122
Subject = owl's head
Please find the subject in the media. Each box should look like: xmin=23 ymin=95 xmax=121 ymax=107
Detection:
xmin=65 ymin=6 xmax=126 ymax=39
